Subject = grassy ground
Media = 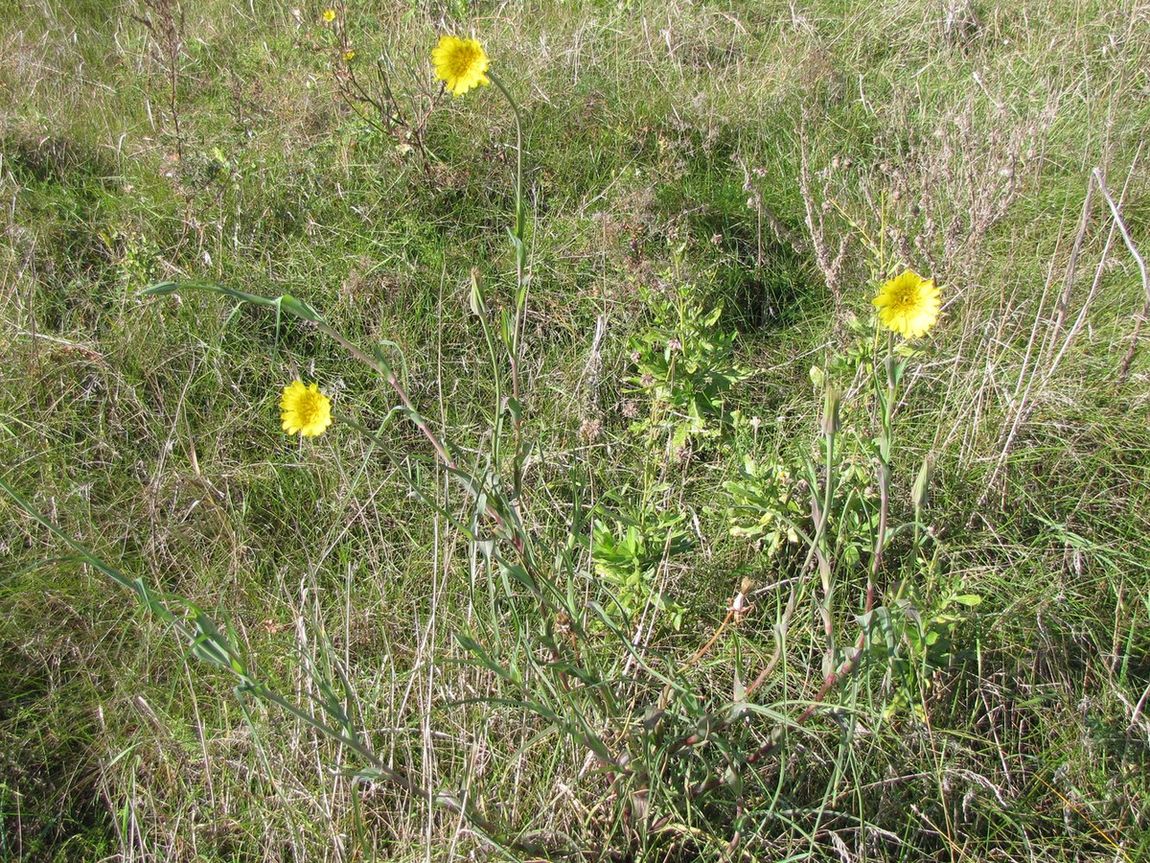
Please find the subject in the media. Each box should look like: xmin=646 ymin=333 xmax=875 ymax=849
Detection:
xmin=2 ymin=0 xmax=1149 ymax=860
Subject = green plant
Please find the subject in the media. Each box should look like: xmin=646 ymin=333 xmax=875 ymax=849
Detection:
xmin=863 ymin=574 xmax=982 ymax=720
xmin=591 ymin=507 xmax=691 ymax=630
xmin=724 ymin=454 xmax=802 ymax=558
xmin=627 ymin=281 xmax=747 ymax=453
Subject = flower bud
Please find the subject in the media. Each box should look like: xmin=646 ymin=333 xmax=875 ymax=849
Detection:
xmin=821 ymin=387 xmax=842 ymax=437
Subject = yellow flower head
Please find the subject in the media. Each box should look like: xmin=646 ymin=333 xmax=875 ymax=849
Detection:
xmin=431 ymin=35 xmax=490 ymax=97
xmin=280 ymin=380 xmax=332 ymax=437
xmin=321 ymin=8 xmax=336 ymax=23
xmin=872 ymin=270 xmax=941 ymax=339
xmin=343 ymin=49 xmax=356 ymax=61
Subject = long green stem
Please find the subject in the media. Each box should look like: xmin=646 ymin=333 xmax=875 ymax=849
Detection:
xmin=487 ymin=73 xmax=524 ymax=244
xmin=487 ymin=71 xmax=528 ymax=494
xmin=817 ymin=424 xmax=837 ymax=662
xmin=471 ymin=271 xmax=506 ymax=467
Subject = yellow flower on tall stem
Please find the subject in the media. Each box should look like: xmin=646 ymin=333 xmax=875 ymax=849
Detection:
xmin=280 ymin=380 xmax=332 ymax=437
xmin=321 ymin=8 xmax=336 ymax=23
xmin=431 ymin=35 xmax=490 ymax=97
xmin=872 ymin=270 xmax=941 ymax=339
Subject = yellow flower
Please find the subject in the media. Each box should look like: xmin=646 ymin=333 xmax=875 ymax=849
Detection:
xmin=280 ymin=380 xmax=332 ymax=437
xmin=872 ymin=270 xmax=941 ymax=339
xmin=431 ymin=35 xmax=489 ymax=97
xmin=343 ymin=49 xmax=356 ymax=61
xmin=321 ymin=8 xmax=336 ymax=23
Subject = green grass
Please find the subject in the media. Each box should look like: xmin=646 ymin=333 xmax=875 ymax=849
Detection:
xmin=2 ymin=0 xmax=1149 ymax=860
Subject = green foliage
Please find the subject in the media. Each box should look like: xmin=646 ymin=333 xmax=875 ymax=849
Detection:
xmin=591 ymin=507 xmax=691 ymax=630
xmin=863 ymin=576 xmax=983 ymax=720
xmin=626 ymin=281 xmax=747 ymax=451
xmin=825 ymin=450 xmax=883 ymax=569
xmin=724 ymin=454 xmax=802 ymax=557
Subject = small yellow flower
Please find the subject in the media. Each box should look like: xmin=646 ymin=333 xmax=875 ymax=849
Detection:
xmin=343 ymin=49 xmax=356 ymax=61
xmin=872 ymin=270 xmax=941 ymax=339
xmin=321 ymin=8 xmax=336 ymax=23
xmin=280 ymin=380 xmax=332 ymax=437
xmin=431 ymin=35 xmax=490 ymax=97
